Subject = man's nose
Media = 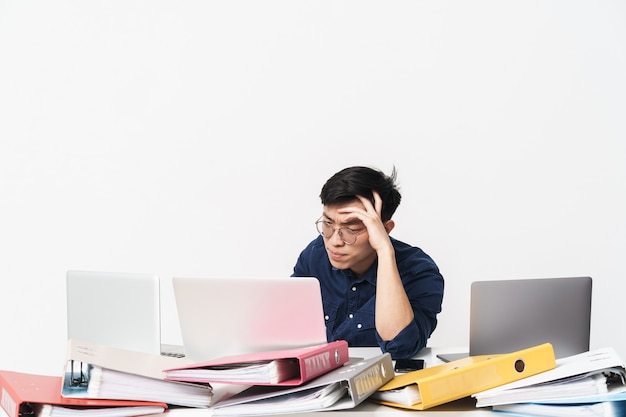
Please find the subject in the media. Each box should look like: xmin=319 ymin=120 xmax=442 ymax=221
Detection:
xmin=328 ymin=228 xmax=345 ymax=245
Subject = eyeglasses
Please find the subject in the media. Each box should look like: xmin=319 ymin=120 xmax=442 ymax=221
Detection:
xmin=315 ymin=218 xmax=365 ymax=245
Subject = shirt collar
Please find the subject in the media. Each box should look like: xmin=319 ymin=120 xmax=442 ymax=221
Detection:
xmin=335 ymin=259 xmax=378 ymax=285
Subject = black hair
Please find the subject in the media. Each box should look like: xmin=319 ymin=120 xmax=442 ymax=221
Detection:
xmin=319 ymin=166 xmax=401 ymax=222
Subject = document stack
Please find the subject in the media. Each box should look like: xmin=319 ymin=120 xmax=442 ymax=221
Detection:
xmin=370 ymin=342 xmax=557 ymax=410
xmin=2 ymin=337 xmax=397 ymax=417
xmin=164 ymin=339 xmax=396 ymax=415
xmin=60 ymin=339 xmax=235 ymax=408
xmin=0 ymin=370 xmax=168 ymax=417
xmin=472 ymin=347 xmax=626 ymax=417
xmin=164 ymin=340 xmax=350 ymax=386
xmin=209 ymin=353 xmax=394 ymax=415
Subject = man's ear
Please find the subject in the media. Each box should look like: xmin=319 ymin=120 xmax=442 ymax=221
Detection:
xmin=384 ymin=220 xmax=395 ymax=234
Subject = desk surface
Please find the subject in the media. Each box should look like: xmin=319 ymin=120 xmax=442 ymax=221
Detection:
xmin=161 ymin=397 xmax=493 ymax=417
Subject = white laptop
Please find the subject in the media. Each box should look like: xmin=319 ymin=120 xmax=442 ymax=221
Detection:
xmin=437 ymin=276 xmax=592 ymax=362
xmin=172 ymin=276 xmax=328 ymax=362
xmin=66 ymin=270 xmax=185 ymax=357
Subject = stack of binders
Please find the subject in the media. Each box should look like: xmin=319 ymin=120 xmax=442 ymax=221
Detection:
xmin=472 ymin=347 xmax=626 ymax=417
xmin=2 ymin=338 xmax=396 ymax=417
xmin=164 ymin=339 xmax=395 ymax=415
xmin=60 ymin=339 xmax=221 ymax=408
xmin=0 ymin=370 xmax=168 ymax=417
xmin=0 ymin=338 xmax=239 ymax=417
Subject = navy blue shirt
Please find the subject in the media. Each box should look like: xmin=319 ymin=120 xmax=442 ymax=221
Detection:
xmin=292 ymin=235 xmax=444 ymax=359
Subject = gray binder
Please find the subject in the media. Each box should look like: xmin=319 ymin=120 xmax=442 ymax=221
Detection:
xmin=212 ymin=353 xmax=394 ymax=415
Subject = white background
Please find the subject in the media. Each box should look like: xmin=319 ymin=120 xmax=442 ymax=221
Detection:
xmin=1 ymin=0 xmax=624 ymax=376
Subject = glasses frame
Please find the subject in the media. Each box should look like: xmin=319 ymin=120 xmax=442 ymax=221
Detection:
xmin=315 ymin=218 xmax=366 ymax=245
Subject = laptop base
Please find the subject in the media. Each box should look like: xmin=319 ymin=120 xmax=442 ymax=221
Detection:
xmin=161 ymin=343 xmax=186 ymax=358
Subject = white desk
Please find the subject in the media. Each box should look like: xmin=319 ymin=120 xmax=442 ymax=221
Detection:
xmin=163 ymin=398 xmax=493 ymax=417
xmin=279 ymin=398 xmax=494 ymax=416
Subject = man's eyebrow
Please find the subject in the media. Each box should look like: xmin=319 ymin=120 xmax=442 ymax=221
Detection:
xmin=321 ymin=212 xmax=362 ymax=226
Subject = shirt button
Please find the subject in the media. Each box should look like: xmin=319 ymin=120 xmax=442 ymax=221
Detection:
xmin=324 ymin=315 xmax=329 ymax=321
xmin=357 ymin=323 xmax=362 ymax=329
xmin=348 ymin=314 xmax=354 ymax=319
xmin=351 ymin=286 xmax=357 ymax=292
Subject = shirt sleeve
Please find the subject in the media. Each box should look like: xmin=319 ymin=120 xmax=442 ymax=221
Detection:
xmin=376 ymin=243 xmax=445 ymax=359
xmin=291 ymin=238 xmax=317 ymax=277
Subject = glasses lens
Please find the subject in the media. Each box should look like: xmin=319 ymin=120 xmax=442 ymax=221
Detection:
xmin=315 ymin=220 xmax=359 ymax=245
xmin=339 ymin=228 xmax=358 ymax=245
xmin=316 ymin=221 xmax=330 ymax=237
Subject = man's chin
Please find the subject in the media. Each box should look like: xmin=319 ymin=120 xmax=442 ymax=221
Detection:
xmin=328 ymin=258 xmax=350 ymax=270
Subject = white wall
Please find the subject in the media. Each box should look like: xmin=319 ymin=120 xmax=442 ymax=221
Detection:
xmin=1 ymin=0 xmax=624 ymax=376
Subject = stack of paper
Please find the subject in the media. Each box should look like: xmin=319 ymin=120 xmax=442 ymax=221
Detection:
xmin=4 ymin=336 xmax=392 ymax=416
xmin=164 ymin=340 xmax=349 ymax=386
xmin=491 ymin=394 xmax=626 ymax=417
xmin=473 ymin=347 xmax=626 ymax=417
xmin=211 ymin=354 xmax=394 ymax=415
xmin=61 ymin=339 xmax=220 ymax=408
xmin=163 ymin=340 xmax=393 ymax=415
xmin=0 ymin=370 xmax=168 ymax=417
xmin=211 ymin=381 xmax=348 ymax=415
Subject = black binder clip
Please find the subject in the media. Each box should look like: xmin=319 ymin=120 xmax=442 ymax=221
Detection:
xmin=68 ymin=359 xmax=89 ymax=388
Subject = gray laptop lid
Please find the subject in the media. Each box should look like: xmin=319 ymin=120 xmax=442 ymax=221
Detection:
xmin=173 ymin=276 xmax=328 ymax=362
xmin=470 ymin=276 xmax=592 ymax=357
xmin=438 ymin=276 xmax=592 ymax=362
xmin=66 ymin=270 xmax=162 ymax=355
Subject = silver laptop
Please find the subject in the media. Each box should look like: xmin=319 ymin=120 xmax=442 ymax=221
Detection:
xmin=437 ymin=276 xmax=592 ymax=362
xmin=172 ymin=276 xmax=328 ymax=361
xmin=66 ymin=270 xmax=185 ymax=357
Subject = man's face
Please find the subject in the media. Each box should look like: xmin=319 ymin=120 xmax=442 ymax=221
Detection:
xmin=318 ymin=201 xmax=377 ymax=277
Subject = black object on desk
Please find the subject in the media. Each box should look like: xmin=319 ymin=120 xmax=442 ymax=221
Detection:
xmin=394 ymin=358 xmax=425 ymax=373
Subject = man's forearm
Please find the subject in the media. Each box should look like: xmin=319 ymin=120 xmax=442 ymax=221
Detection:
xmin=374 ymin=249 xmax=415 ymax=340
